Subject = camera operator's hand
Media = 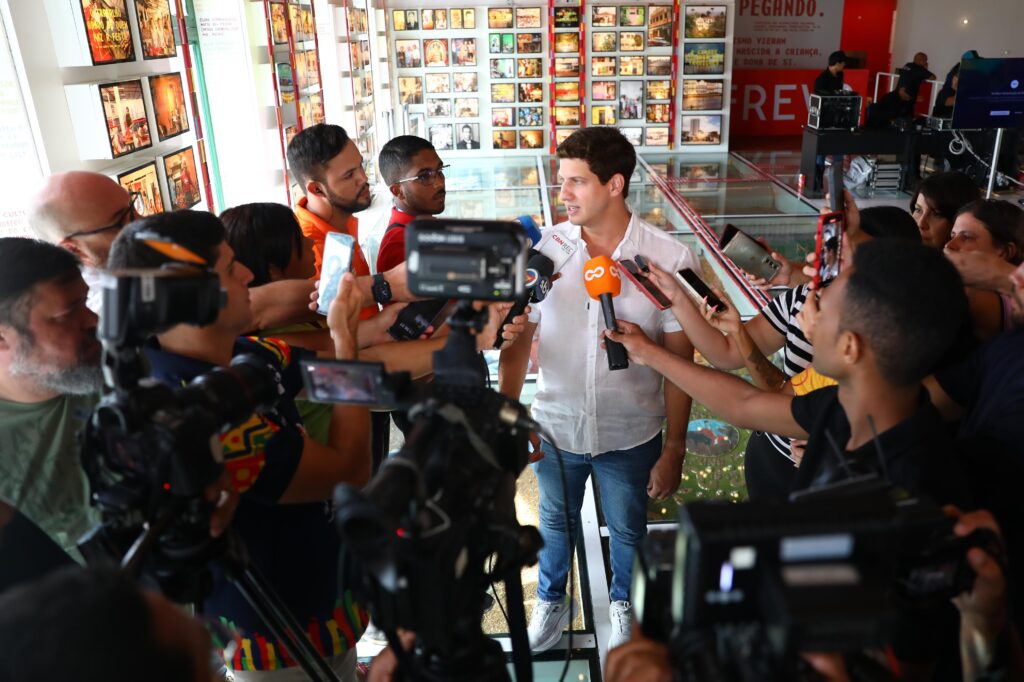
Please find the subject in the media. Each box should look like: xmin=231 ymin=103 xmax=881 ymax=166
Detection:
xmin=603 ymin=321 xmax=660 ymax=366
xmin=801 ymin=653 xmax=850 ymax=681
xmin=205 ymin=472 xmax=240 ymax=539
xmin=945 ymin=507 xmax=1008 ymax=639
xmin=475 ymin=302 xmax=530 ymax=352
xmin=368 ymin=629 xmax=416 ymax=682
xmin=605 ymin=629 xmax=673 ymax=682
xmin=327 ymin=273 xmax=361 ymax=360
xmin=528 ymin=431 xmax=543 ymax=463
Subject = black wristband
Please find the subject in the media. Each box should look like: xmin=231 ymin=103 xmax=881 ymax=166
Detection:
xmin=372 ymin=273 xmax=393 ymax=305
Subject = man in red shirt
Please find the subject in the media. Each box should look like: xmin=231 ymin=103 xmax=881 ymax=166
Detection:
xmin=376 ymin=136 xmax=448 ymax=273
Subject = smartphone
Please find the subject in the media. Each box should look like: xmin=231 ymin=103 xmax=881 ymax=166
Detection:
xmin=675 ymin=268 xmax=727 ymax=312
xmin=300 ymin=359 xmax=397 ymax=406
xmin=619 ymin=258 xmax=671 ymax=310
xmin=718 ymin=224 xmax=783 ymax=283
xmin=316 ymin=232 xmax=355 ymax=315
xmin=814 ymin=212 xmax=844 ymax=289
xmin=388 ymin=299 xmax=456 ymax=340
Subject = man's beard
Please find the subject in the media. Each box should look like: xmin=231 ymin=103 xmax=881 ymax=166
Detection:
xmin=325 ymin=185 xmax=372 ymax=214
xmin=9 ymin=343 xmax=103 ymax=396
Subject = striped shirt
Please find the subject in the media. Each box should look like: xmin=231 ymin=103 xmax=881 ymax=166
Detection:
xmin=759 ymin=285 xmax=814 ymax=459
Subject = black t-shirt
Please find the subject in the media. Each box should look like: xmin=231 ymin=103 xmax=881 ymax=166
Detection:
xmin=790 ymin=386 xmax=968 ymax=507
xmin=813 ymin=68 xmax=844 ymax=95
xmin=896 ymin=62 xmax=935 ymax=101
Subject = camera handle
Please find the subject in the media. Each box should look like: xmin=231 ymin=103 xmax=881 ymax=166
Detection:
xmin=432 ymin=301 xmax=489 ymax=388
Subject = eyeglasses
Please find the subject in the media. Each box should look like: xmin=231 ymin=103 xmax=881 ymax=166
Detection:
xmin=64 ymin=191 xmax=144 ymax=240
xmin=395 ymin=165 xmax=449 ymax=187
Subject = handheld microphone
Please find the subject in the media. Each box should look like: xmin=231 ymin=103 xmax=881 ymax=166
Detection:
xmin=494 ymin=249 xmax=554 ymax=348
xmin=583 ymin=255 xmax=629 ymax=371
xmin=514 ymin=215 xmax=543 ymax=245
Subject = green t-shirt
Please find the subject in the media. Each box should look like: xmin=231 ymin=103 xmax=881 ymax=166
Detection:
xmin=0 ymin=393 xmax=100 ymax=561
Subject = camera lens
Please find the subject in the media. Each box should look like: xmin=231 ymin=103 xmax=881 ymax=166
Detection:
xmin=178 ymin=354 xmax=281 ymax=429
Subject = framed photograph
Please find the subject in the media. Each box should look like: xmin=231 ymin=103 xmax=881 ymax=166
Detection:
xmin=591 ymin=105 xmax=616 ymax=125
xmin=592 ymin=80 xmax=616 ymax=100
xmin=554 ymin=32 xmax=578 ymax=53
xmin=517 ymin=58 xmax=542 ymax=78
xmin=488 ymin=7 xmax=513 ymax=29
xmin=117 ymin=161 xmax=164 ymax=215
xmin=391 ymin=9 xmax=407 ymax=31
xmin=591 ymin=57 xmax=616 ymax=77
xmin=405 ymin=10 xmax=420 ymax=30
xmin=310 ymin=92 xmax=324 ymax=125
xmin=463 ymin=9 xmax=476 ymax=29
xmin=592 ymin=32 xmax=616 ymax=53
xmin=277 ymin=62 xmax=293 ymax=89
xmin=619 ymin=6 xmax=645 ymax=27
xmin=554 ymin=6 xmax=579 ymax=28
xmin=591 ymin=6 xmax=617 ymax=27
xmin=148 ymin=73 xmax=189 ymax=141
xmin=493 ymin=130 xmax=517 ymax=149
xmin=555 ymin=57 xmax=581 ymax=78
xmin=424 ymin=39 xmax=449 ymax=67
xmin=684 ymin=43 xmax=726 ymax=75
xmin=271 ymin=2 xmax=289 ymax=43
xmin=427 ymin=98 xmax=452 ymax=117
xmin=79 ymin=0 xmax=135 ymax=64
xmin=518 ymin=130 xmax=543 ymax=150
xmin=99 ymin=80 xmax=151 ymax=158
xmin=555 ymin=82 xmax=579 ymax=102
xmin=491 ymin=107 xmax=514 ymax=127
xmin=645 ymin=127 xmax=670 ymax=147
xmin=426 ymin=74 xmax=451 ymax=95
xmin=648 ymin=5 xmax=673 ymax=47
xmin=555 ymin=128 xmax=576 ymax=145
xmin=395 ymin=39 xmax=421 ymax=68
xmin=454 ymin=97 xmax=479 ymax=117
xmin=619 ymin=80 xmax=643 ymax=120
xmin=681 ymin=114 xmax=722 ymax=144
xmin=518 ymin=106 xmax=543 ymax=127
xmin=489 ymin=33 xmax=502 ymax=53
xmin=434 ymin=9 xmax=448 ymax=30
xmin=490 ymin=83 xmax=515 ymax=103
xmin=685 ymin=5 xmax=727 ymax=39
xmin=620 ymin=32 xmax=644 ymax=51
xmin=501 ymin=33 xmax=515 ymax=54
xmin=515 ymin=7 xmax=541 ymax=29
xmin=452 ymin=38 xmax=477 ymax=66
xmin=518 ymin=82 xmax=544 ymax=103
xmin=646 ymin=80 xmax=672 ymax=101
xmin=429 ymin=124 xmax=454 ymax=151
xmin=453 ymin=72 xmax=478 ymax=92
xmin=518 ymin=33 xmax=542 ymax=54
xmin=455 ymin=123 xmax=480 ymax=149
xmin=163 ymin=146 xmax=201 ymax=209
xmin=489 ymin=58 xmax=515 ymax=79
xmin=620 ymin=128 xmax=643 ymax=146
xmin=135 ymin=0 xmax=176 ymax=59
xmin=619 ymin=56 xmax=644 ymax=76
xmin=408 ymin=112 xmax=426 ymax=138
xmin=422 ymin=9 xmax=434 ymax=30
xmin=451 ymin=9 xmax=463 ymax=29
xmin=647 ymin=55 xmax=672 ymax=75
xmin=554 ymin=106 xmax=580 ymax=126
xmin=646 ymin=103 xmax=670 ymax=123
xmin=682 ymin=79 xmax=724 ymax=110
xmin=300 ymin=7 xmax=314 ymax=38
xmin=399 ymin=76 xmax=424 ymax=103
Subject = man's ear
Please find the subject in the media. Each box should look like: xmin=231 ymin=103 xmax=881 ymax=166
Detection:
xmin=58 ymin=238 xmax=95 ymax=268
xmin=0 ymin=324 xmax=15 ymax=353
xmin=305 ymin=179 xmax=324 ymax=198
xmin=608 ymin=173 xmax=625 ymax=197
xmin=388 ymin=183 xmax=404 ymax=201
xmin=840 ymin=329 xmax=864 ymax=366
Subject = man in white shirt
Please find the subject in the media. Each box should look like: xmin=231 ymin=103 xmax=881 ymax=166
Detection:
xmin=499 ymin=127 xmax=697 ymax=651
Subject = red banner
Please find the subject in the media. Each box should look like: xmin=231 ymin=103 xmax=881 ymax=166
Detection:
xmin=729 ymin=68 xmax=868 ymax=137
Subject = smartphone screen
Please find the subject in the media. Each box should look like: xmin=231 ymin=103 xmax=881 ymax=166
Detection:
xmin=300 ymin=359 xmax=387 ymax=405
xmin=316 ymin=233 xmax=355 ymax=315
xmin=815 ymin=212 xmax=844 ymax=289
xmin=675 ymin=268 xmax=727 ymax=311
xmin=619 ymin=259 xmax=672 ymax=309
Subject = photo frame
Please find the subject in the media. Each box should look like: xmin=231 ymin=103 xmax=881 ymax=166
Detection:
xmin=554 ymin=106 xmax=580 ymax=126
xmin=517 ymin=58 xmax=543 ymax=78
xmin=555 ymin=128 xmax=576 ymax=145
xmin=591 ymin=6 xmax=617 ymax=27
xmin=395 ymin=39 xmax=422 ymax=68
xmin=463 ymin=9 xmax=476 ymax=29
xmin=427 ymin=98 xmax=452 ymax=117
xmin=491 ymin=107 xmax=514 ymax=126
xmin=515 ymin=7 xmax=541 ymax=29
xmin=452 ymin=38 xmax=477 ymax=66
xmin=501 ymin=33 xmax=515 ymax=54
xmin=518 ymin=82 xmax=544 ymax=103
xmin=519 ymin=130 xmax=543 ymax=149
xmin=117 ymin=161 xmax=164 ymax=216
xmin=135 ymin=0 xmax=175 ymax=58
xmin=591 ymin=57 xmax=616 ymax=77
xmin=488 ymin=7 xmax=513 ymax=29
xmin=493 ymin=130 xmax=517 ymax=149
xmin=620 ymin=128 xmax=643 ymax=146
xmin=424 ymin=39 xmax=449 ymax=67
xmin=518 ymin=33 xmax=542 ymax=54
xmin=490 ymin=58 xmax=515 ymax=79
xmin=619 ymin=56 xmax=644 ymax=76
xmin=684 ymin=43 xmax=726 ymax=75
xmin=148 ymin=72 xmax=189 ymax=141
xmin=555 ymin=57 xmax=581 ymax=78
xmin=80 ymin=0 xmax=135 ymax=64
xmin=398 ymin=76 xmax=424 ymax=103
xmin=425 ymin=73 xmax=451 ymax=93
xmin=591 ymin=105 xmax=616 ymax=125
xmin=518 ymin=106 xmax=543 ymax=127
xmin=455 ymin=123 xmax=480 ymax=149
xmin=451 ymin=9 xmax=463 ymax=29
xmin=405 ymin=10 xmax=420 ymax=30
xmin=646 ymin=80 xmax=672 ymax=101
xmin=646 ymin=103 xmax=670 ymax=123
xmin=619 ymin=80 xmax=643 ymax=120
xmin=648 ymin=5 xmax=673 ymax=47
xmin=685 ymin=5 xmax=727 ymax=39
xmin=434 ymin=9 xmax=448 ymax=30
xmin=408 ymin=112 xmax=426 ymax=137
xmin=647 ymin=55 xmax=672 ymax=75
xmin=592 ymin=80 xmax=617 ymax=100
xmin=163 ymin=146 xmax=202 ymax=209
xmin=681 ymin=114 xmax=722 ymax=144
xmin=453 ymin=72 xmax=478 ymax=92
xmin=553 ymin=6 xmax=579 ymax=28
xmin=555 ymin=82 xmax=579 ymax=102
xmin=490 ymin=83 xmax=515 ymax=103
xmin=454 ymin=97 xmax=479 ymax=117
xmin=391 ymin=9 xmax=408 ymax=31
xmin=592 ymin=32 xmax=616 ymax=53
xmin=429 ymin=124 xmax=454 ymax=150
xmin=99 ymin=79 xmax=151 ymax=158
xmin=270 ymin=2 xmax=289 ymax=43
xmin=645 ymin=127 xmax=670 ymax=147
xmin=682 ymin=79 xmax=724 ymax=110
xmin=619 ymin=32 xmax=644 ymax=51
xmin=489 ymin=33 xmax=502 ymax=53
xmin=619 ymin=6 xmax=645 ymax=27
xmin=554 ymin=32 xmax=578 ymax=53
xmin=310 ymin=92 xmax=324 ymax=125
xmin=422 ymin=9 xmax=434 ymax=30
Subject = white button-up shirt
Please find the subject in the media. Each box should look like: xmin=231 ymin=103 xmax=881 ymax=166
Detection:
xmin=528 ymin=213 xmax=699 ymax=456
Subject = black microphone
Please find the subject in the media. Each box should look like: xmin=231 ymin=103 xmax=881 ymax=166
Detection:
xmin=493 ymin=249 xmax=554 ymax=348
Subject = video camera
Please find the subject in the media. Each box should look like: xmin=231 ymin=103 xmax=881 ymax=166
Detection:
xmin=312 ymin=219 xmax=542 ymax=682
xmin=632 ymin=481 xmax=1001 ymax=681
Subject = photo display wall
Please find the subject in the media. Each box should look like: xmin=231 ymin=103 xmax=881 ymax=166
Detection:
xmin=388 ymin=1 xmax=732 ymax=151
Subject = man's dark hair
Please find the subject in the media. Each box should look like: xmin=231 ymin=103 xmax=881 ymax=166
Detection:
xmin=840 ymin=240 xmax=967 ymax=385
xmin=556 ymin=126 xmax=637 ymax=198
xmin=0 ymin=237 xmax=80 ymax=335
xmin=910 ymin=171 xmax=981 ymax=224
xmin=286 ymin=123 xmax=351 ymax=186
xmin=378 ymin=135 xmax=435 ymax=186
xmin=956 ymin=199 xmax=1024 ymax=264
xmin=858 ymin=206 xmax=921 ymax=241
xmin=0 ymin=567 xmax=193 ymax=682
xmin=828 ymin=50 xmax=847 ymax=66
xmin=108 ymin=211 xmax=225 ymax=271
xmin=221 ymin=203 xmax=303 ymax=287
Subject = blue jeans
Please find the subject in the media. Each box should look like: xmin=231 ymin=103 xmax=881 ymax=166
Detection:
xmin=533 ymin=434 xmax=662 ymax=603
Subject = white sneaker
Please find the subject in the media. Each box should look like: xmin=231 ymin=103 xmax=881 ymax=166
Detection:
xmin=608 ymin=600 xmax=634 ymax=650
xmin=527 ymin=600 xmax=571 ymax=652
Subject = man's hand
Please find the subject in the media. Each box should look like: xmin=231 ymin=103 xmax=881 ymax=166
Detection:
xmin=367 ymin=629 xmax=416 ymax=682
xmin=795 ymin=288 xmax=821 ymax=344
xmin=488 ymin=304 xmax=531 ymax=351
xmin=205 ymin=472 xmax=240 ymax=539
xmin=946 ymin=507 xmax=1008 ymax=639
xmin=603 ymin=321 xmax=660 ymax=366
xmin=528 ymin=431 xmax=543 ymax=463
xmin=327 ymin=273 xmax=362 ymax=359
xmin=648 ymin=449 xmax=683 ymax=500
xmin=358 ymin=303 xmax=407 ymax=347
xmin=605 ymin=629 xmax=673 ymax=682
xmin=382 ymin=262 xmax=413 ymax=303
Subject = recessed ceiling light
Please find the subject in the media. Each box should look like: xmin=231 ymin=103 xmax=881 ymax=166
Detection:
xmin=962 ymin=18 xmax=969 ymax=24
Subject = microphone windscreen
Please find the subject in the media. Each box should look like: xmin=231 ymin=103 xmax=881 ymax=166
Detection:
xmin=583 ymin=255 xmax=621 ymax=299
xmin=515 ymin=215 xmax=543 ymax=245
xmin=526 ymin=250 xmax=555 ymax=280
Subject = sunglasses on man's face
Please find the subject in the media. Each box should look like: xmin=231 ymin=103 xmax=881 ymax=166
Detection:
xmin=64 ymin=191 xmax=143 ymax=240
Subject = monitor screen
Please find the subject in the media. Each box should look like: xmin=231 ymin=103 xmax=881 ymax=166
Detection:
xmin=952 ymin=58 xmax=1024 ymax=129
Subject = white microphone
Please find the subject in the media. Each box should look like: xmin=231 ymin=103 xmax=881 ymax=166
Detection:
xmin=535 ymin=232 xmax=578 ymax=273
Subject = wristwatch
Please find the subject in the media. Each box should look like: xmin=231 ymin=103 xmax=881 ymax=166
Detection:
xmin=371 ymin=273 xmax=393 ymax=305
